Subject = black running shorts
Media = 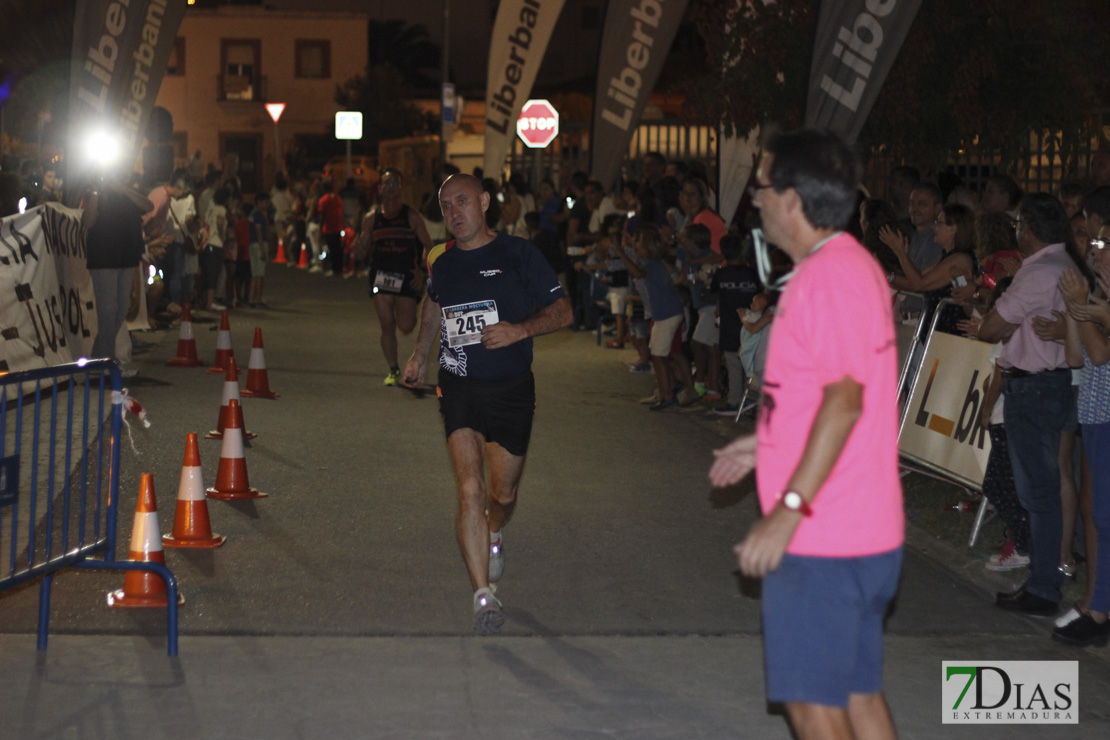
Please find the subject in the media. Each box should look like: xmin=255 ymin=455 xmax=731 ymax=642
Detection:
xmin=437 ymin=370 xmax=535 ymax=457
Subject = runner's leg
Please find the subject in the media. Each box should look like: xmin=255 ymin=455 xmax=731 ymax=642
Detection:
xmin=486 ymin=441 xmax=526 ymax=534
xmin=374 ymin=294 xmax=399 ymax=369
xmin=394 ymin=295 xmax=419 ymax=335
xmin=447 ymin=428 xmax=491 ymax=591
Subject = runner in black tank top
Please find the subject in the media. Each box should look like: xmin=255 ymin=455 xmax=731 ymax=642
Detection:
xmin=363 ymin=168 xmax=433 ymax=386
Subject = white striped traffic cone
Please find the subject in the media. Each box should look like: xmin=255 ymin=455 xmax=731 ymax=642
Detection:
xmin=163 ymin=433 xmax=226 ymax=548
xmin=165 ymin=304 xmax=203 ymax=367
xmin=205 ymin=357 xmax=257 ymax=441
xmin=207 ymin=310 xmax=235 ymax=374
xmin=207 ymin=400 xmax=268 ymax=500
xmin=241 ymin=327 xmax=279 ymax=398
xmin=108 ymin=473 xmax=186 ymax=607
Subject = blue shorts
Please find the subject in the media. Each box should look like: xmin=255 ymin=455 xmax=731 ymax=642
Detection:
xmin=761 ymin=547 xmax=903 ymax=707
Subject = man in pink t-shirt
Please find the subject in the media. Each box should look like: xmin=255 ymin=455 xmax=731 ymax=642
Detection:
xmin=710 ymin=129 xmax=903 ymax=739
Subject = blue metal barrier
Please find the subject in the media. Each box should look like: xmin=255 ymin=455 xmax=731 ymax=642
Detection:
xmin=0 ymin=359 xmax=179 ymax=656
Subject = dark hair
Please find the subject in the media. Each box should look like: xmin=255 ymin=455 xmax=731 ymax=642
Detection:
xmin=683 ymin=223 xmax=712 ymax=251
xmin=320 ymin=180 xmax=334 ymax=193
xmin=1019 ymin=193 xmax=1071 ymax=246
xmin=765 ymin=128 xmax=862 ymax=229
xmin=585 ymin=180 xmax=604 ymax=195
xmin=213 ymin=187 xmax=230 ymax=207
xmin=1058 ymin=180 xmax=1091 ymax=203
xmin=636 ymin=185 xmax=660 ymax=223
xmin=170 ymin=167 xmax=190 ymax=191
xmin=911 ymin=182 xmax=943 ymax=204
xmin=975 ymin=212 xmax=1019 ymax=259
xmin=524 ymin=211 xmax=540 ymax=228
xmin=720 ymin=233 xmax=743 ymax=262
xmin=643 ymin=151 xmax=666 ymax=167
xmin=1083 ymin=186 xmax=1110 ymax=222
xmin=508 ymin=172 xmax=529 ymax=195
xmin=570 ymin=171 xmax=588 ymax=191
xmin=987 ymin=174 xmax=1023 ymax=209
xmin=943 ymin=203 xmax=976 ymax=253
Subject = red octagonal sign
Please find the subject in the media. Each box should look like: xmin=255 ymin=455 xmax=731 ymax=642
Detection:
xmin=516 ymin=99 xmax=559 ymax=149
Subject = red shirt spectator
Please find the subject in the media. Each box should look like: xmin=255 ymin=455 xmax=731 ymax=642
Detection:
xmin=317 ymin=191 xmax=344 ymax=234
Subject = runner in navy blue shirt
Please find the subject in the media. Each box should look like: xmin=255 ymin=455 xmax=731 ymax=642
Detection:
xmin=403 ymin=174 xmax=571 ymax=635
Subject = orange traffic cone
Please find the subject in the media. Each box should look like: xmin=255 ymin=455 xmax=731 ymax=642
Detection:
xmin=163 ymin=433 xmax=226 ymax=548
xmin=165 ymin=304 xmax=204 ymax=367
xmin=296 ymin=244 xmax=309 ymax=269
xmin=241 ymin=327 xmax=279 ymax=399
xmin=108 ymin=473 xmax=186 ymax=608
xmin=207 ymin=400 xmax=268 ymax=500
xmin=207 ymin=311 xmax=235 ymax=374
xmin=273 ymin=237 xmax=288 ymax=265
xmin=205 ymin=357 xmax=257 ymax=441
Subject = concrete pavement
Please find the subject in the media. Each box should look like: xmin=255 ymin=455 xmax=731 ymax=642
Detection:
xmin=1 ymin=266 xmax=1108 ymax=739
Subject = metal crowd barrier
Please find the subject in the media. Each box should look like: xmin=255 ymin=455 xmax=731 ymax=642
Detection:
xmin=0 ymin=360 xmax=179 ymax=656
xmin=894 ymin=295 xmax=996 ymax=547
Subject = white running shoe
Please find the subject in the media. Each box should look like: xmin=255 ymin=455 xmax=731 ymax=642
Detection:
xmin=473 ymin=587 xmax=504 ymax=636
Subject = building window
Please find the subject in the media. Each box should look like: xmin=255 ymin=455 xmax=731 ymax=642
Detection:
xmin=167 ymin=37 xmax=185 ymax=76
xmin=295 ymin=40 xmax=331 ymax=79
xmin=221 ymin=39 xmax=261 ymax=101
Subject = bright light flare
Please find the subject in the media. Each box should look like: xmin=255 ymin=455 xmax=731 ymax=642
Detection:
xmin=86 ymin=130 xmax=121 ymax=169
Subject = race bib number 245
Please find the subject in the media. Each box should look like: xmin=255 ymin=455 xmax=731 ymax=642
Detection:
xmin=443 ymin=300 xmax=499 ymax=348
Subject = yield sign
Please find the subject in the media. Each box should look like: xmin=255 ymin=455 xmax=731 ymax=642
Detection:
xmin=265 ymin=103 xmax=286 ymax=124
xmin=516 ymin=99 xmax=559 ymax=149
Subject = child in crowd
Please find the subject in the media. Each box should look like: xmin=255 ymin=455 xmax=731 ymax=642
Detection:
xmin=676 ymin=223 xmax=721 ymax=399
xmin=618 ymin=224 xmax=697 ymax=410
xmin=249 ymin=193 xmax=270 ymax=307
xmin=739 ymin=291 xmax=773 ymax=412
xmin=599 ymin=216 xmax=632 ymax=349
xmin=234 ymin=201 xmax=252 ymax=307
xmin=712 ymin=234 xmax=761 ymax=415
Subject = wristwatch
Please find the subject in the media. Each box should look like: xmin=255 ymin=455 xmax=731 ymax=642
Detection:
xmin=779 ymin=490 xmax=813 ymax=516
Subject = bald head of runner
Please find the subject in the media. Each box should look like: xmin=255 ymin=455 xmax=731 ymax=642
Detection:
xmin=439 ymin=174 xmax=496 ymax=249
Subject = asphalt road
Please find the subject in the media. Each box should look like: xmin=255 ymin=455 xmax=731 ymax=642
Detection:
xmin=1 ymin=265 xmax=1108 ymax=739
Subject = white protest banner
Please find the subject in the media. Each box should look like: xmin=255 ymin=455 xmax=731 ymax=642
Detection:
xmin=0 ymin=204 xmax=96 ymax=374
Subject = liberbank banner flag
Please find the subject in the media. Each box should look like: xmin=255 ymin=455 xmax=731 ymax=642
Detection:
xmin=591 ymin=0 xmax=689 ymax=189
xmin=68 ymin=0 xmax=186 ymax=177
xmin=803 ymin=0 xmax=922 ymax=143
xmin=483 ymin=0 xmax=568 ymax=177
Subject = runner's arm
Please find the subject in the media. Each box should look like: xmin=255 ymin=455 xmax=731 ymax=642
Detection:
xmin=402 ymin=296 xmax=441 ymax=386
xmin=480 ymin=297 xmax=572 ymax=350
xmin=734 ymin=375 xmax=863 ymax=577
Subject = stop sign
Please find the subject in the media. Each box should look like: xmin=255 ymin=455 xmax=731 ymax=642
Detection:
xmin=516 ymin=99 xmax=559 ymax=149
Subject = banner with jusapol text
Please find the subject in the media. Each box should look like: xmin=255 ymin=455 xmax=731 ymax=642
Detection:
xmin=68 ymin=0 xmax=187 ymax=180
xmin=0 ymin=205 xmax=96 ymax=374
xmin=483 ymin=0 xmax=568 ymax=177
xmin=590 ymin=0 xmax=690 ymax=189
xmin=804 ymin=0 xmax=923 ymax=143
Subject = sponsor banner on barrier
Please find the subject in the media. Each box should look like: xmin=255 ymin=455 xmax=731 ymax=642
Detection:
xmin=942 ymin=661 xmax=1078 ymax=724
xmin=0 ymin=204 xmax=96 ymax=374
xmin=483 ymin=0 xmax=568 ymax=177
xmin=899 ymin=330 xmax=993 ymax=487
